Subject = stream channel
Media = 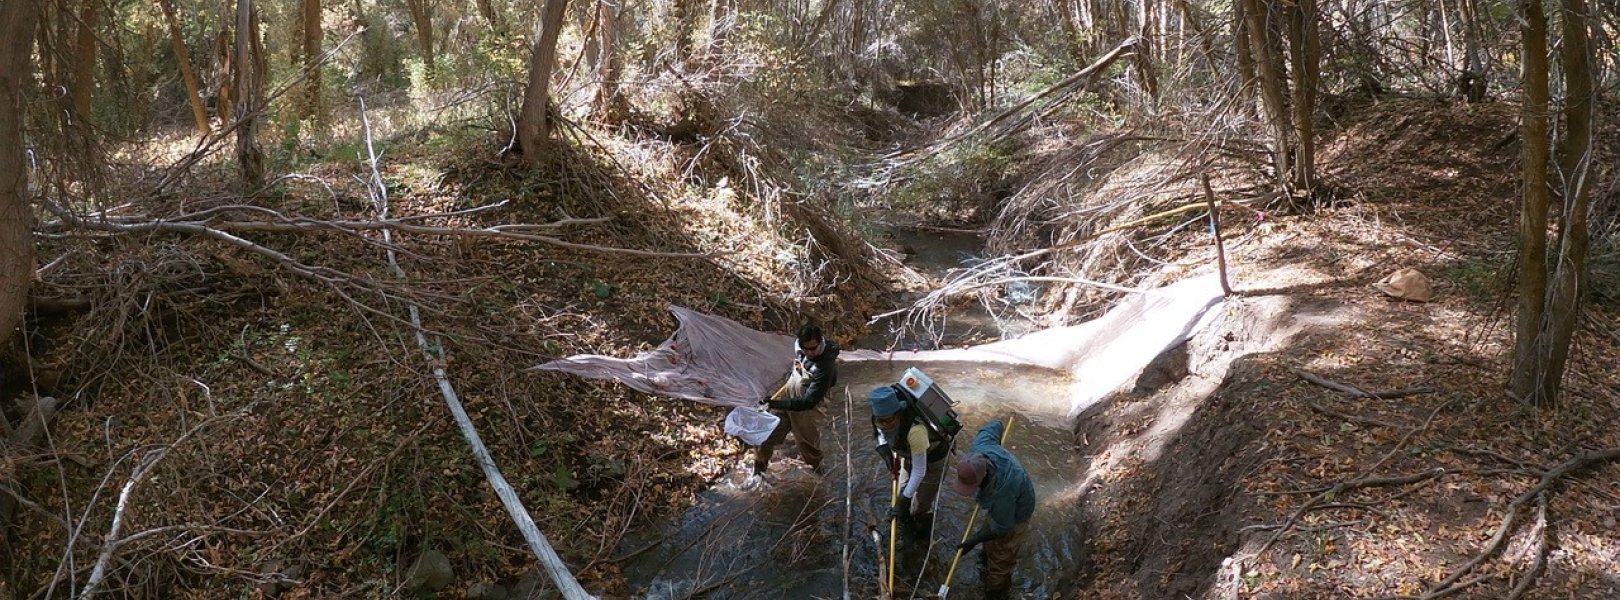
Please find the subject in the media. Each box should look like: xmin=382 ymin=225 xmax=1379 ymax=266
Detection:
xmin=618 ymin=229 xmax=1093 ymax=599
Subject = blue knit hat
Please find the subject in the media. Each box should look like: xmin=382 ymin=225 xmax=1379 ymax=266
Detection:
xmin=868 ymin=386 xmax=904 ymax=417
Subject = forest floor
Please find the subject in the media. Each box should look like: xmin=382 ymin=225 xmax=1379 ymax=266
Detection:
xmin=1065 ymin=98 xmax=1620 ymax=600
xmin=4 ymin=95 xmax=1619 ymax=600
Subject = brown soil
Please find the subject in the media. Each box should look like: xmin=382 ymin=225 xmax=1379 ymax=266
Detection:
xmin=1062 ymin=98 xmax=1620 ymax=600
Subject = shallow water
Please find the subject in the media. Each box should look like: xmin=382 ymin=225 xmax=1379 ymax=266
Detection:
xmin=620 ymin=362 xmax=1091 ymax=599
xmin=863 ymin=228 xmax=1041 ymax=351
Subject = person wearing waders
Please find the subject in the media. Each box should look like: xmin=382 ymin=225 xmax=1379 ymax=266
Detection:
xmin=749 ymin=324 xmax=838 ymax=485
xmin=869 ymin=385 xmax=948 ymax=539
xmin=949 ymin=419 xmax=1035 ymax=600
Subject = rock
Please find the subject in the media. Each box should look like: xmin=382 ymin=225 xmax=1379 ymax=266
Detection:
xmin=1133 ymin=341 xmax=1191 ymax=395
xmin=1373 ymin=268 xmax=1434 ymax=302
xmin=507 ymin=569 xmax=551 ymax=599
xmin=255 ymin=560 xmax=303 ymax=597
xmin=467 ymin=581 xmax=510 ymax=600
xmin=405 ymin=549 xmax=455 ymax=592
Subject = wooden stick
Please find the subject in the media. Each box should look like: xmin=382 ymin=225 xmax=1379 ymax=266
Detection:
xmin=1201 ymin=173 xmax=1233 ymax=296
xmin=842 ymin=389 xmax=853 ymax=600
xmin=885 ymin=465 xmax=899 ymax=599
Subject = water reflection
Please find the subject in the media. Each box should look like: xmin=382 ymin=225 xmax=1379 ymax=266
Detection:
xmin=620 ymin=362 xmax=1092 ymax=599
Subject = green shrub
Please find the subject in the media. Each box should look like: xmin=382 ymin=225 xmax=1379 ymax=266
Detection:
xmin=885 ymin=139 xmax=1017 ymax=221
xmin=1440 ymin=256 xmax=1508 ymax=300
xmin=1587 ymin=234 xmax=1620 ymax=307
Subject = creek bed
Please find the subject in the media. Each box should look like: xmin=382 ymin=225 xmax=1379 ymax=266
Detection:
xmin=620 ymin=361 xmax=1091 ymax=599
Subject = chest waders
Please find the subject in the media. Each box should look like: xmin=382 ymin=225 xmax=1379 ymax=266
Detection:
xmin=938 ymin=415 xmax=1015 ymax=599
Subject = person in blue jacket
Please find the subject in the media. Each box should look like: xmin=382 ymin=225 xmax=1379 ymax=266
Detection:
xmin=949 ymin=419 xmax=1035 ymax=600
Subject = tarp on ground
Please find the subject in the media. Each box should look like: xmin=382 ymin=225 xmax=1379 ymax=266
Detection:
xmin=533 ymin=275 xmax=1225 ymax=422
xmin=532 ymin=306 xmax=794 ymax=408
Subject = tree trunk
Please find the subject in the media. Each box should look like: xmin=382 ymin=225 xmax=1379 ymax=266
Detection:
xmin=475 ymin=0 xmax=503 ymax=32
xmin=1173 ymin=0 xmax=1217 ymax=76
xmin=405 ymin=0 xmax=435 ymax=76
xmin=1510 ymin=0 xmax=1551 ymax=401
xmin=300 ymin=0 xmax=322 ymax=119
xmin=1054 ymin=0 xmax=1087 ymax=64
xmin=590 ymin=0 xmax=625 ymax=122
xmin=0 ymin=0 xmax=40 ymax=350
xmin=1243 ymin=0 xmax=1292 ymax=192
xmin=71 ymin=0 xmax=98 ymax=122
xmin=37 ymin=12 xmax=55 ymax=101
xmin=1518 ymin=0 xmax=1597 ymax=404
xmin=234 ymin=0 xmax=264 ymax=188
xmin=1233 ymin=0 xmax=1255 ymax=100
xmin=215 ymin=26 xmax=234 ymax=125
xmin=1457 ymin=0 xmax=1486 ymax=101
xmin=705 ymin=0 xmax=732 ymax=57
xmin=157 ymin=0 xmax=211 ymax=135
xmin=802 ymin=0 xmax=840 ymax=51
xmin=1285 ymin=0 xmax=1319 ymax=192
xmin=516 ymin=0 xmax=571 ymax=163
xmin=1134 ymin=0 xmax=1159 ymax=101
xmin=1132 ymin=0 xmax=1160 ymax=102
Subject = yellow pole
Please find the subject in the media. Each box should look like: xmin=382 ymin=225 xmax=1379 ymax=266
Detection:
xmin=886 ymin=462 xmax=899 ymax=598
xmin=938 ymin=415 xmax=1015 ymax=599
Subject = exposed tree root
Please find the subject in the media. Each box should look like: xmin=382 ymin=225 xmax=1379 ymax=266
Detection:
xmin=1293 ymin=368 xmax=1438 ymax=399
xmin=1393 ymin=448 xmax=1620 ymax=600
xmin=1257 ymin=398 xmax=1458 ymax=554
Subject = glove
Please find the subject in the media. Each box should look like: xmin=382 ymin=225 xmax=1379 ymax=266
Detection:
xmin=757 ymin=397 xmax=772 ymax=411
xmin=765 ymin=400 xmax=787 ymax=411
xmin=876 ymin=444 xmax=900 ymax=472
xmin=889 ymin=495 xmax=912 ymax=521
xmin=957 ymin=529 xmax=995 ymax=553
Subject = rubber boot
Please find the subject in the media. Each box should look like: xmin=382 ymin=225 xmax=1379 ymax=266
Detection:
xmin=894 ymin=511 xmax=915 ymax=537
xmin=743 ymin=461 xmax=770 ymax=489
xmin=908 ymin=512 xmax=933 ymax=539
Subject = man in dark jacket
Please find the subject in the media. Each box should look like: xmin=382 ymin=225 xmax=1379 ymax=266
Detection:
xmin=949 ymin=419 xmax=1036 ymax=600
xmin=752 ymin=324 xmax=838 ymax=480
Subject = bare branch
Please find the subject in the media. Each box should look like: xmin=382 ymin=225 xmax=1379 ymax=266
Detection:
xmin=77 ymin=413 xmax=238 ymax=600
xmin=1294 ymin=368 xmax=1438 ymax=399
xmin=359 ymin=98 xmax=597 ymax=600
xmin=1413 ymin=448 xmax=1620 ymax=600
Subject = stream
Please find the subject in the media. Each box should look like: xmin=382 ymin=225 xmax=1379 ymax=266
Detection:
xmin=620 ymin=362 xmax=1091 ymax=600
xmin=859 ymin=227 xmax=1041 ymax=351
xmin=617 ymin=227 xmax=1090 ymax=599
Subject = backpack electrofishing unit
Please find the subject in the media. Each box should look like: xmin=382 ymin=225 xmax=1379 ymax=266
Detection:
xmin=889 ymin=367 xmax=963 ymax=441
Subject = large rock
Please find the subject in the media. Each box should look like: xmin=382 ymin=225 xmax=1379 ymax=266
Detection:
xmin=405 ymin=549 xmax=454 ymax=592
xmin=1133 ymin=341 xmax=1190 ymax=395
xmin=467 ymin=581 xmax=510 ymax=600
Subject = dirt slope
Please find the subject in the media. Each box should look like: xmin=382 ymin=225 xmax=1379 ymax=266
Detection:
xmin=1062 ymin=99 xmax=1620 ymax=600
